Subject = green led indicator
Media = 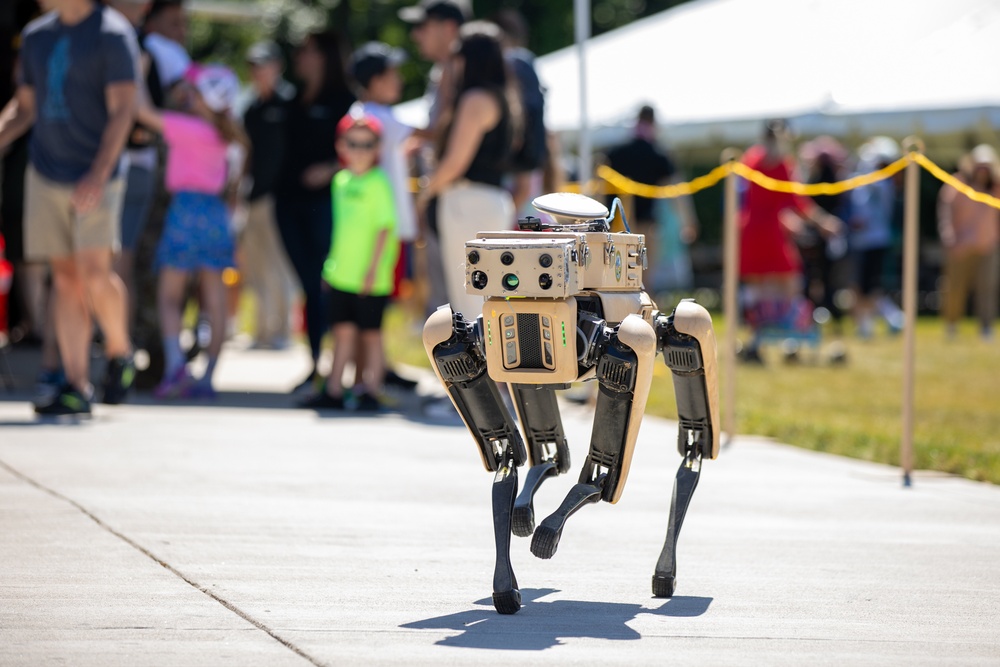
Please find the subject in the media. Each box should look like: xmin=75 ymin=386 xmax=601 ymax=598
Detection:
xmin=487 ymin=320 xmax=493 ymax=345
xmin=561 ymin=321 xmax=567 ymax=346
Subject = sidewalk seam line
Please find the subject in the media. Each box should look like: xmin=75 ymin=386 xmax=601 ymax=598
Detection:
xmin=0 ymin=458 xmax=328 ymax=667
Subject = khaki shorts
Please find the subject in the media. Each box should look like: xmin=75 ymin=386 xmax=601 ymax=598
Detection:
xmin=24 ymin=165 xmax=125 ymax=261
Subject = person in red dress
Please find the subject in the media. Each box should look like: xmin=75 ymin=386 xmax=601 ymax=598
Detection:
xmin=738 ymin=120 xmax=842 ymax=361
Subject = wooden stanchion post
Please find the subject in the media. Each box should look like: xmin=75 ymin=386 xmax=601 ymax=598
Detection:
xmin=900 ymin=137 xmax=923 ymax=487
xmin=721 ymin=149 xmax=742 ymax=445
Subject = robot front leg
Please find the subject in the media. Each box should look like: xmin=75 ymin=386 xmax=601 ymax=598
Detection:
xmin=509 ymin=384 xmax=571 ymax=537
xmin=422 ymin=306 xmax=527 ymax=614
xmin=530 ymin=314 xmax=658 ymax=559
xmin=652 ymin=300 xmax=720 ymax=597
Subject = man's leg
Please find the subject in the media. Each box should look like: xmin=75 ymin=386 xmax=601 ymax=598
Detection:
xmin=49 ymin=255 xmax=92 ymax=393
xmin=77 ymin=246 xmax=131 ymax=358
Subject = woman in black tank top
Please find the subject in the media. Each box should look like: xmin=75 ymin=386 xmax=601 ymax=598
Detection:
xmin=417 ymin=21 xmax=519 ymax=319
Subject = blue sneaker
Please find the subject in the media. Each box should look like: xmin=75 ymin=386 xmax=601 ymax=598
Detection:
xmin=35 ymin=368 xmax=65 ymax=401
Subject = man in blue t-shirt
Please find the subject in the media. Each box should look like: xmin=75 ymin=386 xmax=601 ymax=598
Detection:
xmin=0 ymin=0 xmax=139 ymax=416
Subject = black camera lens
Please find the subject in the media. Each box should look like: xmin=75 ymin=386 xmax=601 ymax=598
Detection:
xmin=538 ymin=273 xmax=553 ymax=290
xmin=500 ymin=251 xmax=515 ymax=266
xmin=539 ymin=253 xmax=552 ymax=268
xmin=467 ymin=250 xmax=480 ymax=265
xmin=501 ymin=273 xmax=520 ymax=291
xmin=471 ymin=270 xmax=488 ymax=290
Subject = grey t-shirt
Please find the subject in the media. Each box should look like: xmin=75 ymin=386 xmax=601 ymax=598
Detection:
xmin=19 ymin=6 xmax=138 ymax=183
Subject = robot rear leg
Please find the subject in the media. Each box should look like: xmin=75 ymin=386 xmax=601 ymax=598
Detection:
xmin=652 ymin=300 xmax=720 ymax=597
xmin=509 ymin=384 xmax=571 ymax=537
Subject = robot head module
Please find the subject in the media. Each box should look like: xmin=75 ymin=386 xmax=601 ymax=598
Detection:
xmin=464 ymin=193 xmax=648 ymax=300
xmin=465 ymin=193 xmax=650 ymax=384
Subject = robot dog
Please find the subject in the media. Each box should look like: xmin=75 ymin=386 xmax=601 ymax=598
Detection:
xmin=423 ymin=193 xmax=719 ymax=614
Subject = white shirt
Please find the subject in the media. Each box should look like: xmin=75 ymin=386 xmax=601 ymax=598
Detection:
xmin=355 ymin=101 xmax=417 ymax=242
xmin=144 ymin=33 xmax=190 ymax=88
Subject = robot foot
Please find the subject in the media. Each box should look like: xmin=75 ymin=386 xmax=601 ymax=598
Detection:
xmin=492 ymin=588 xmax=522 ymax=615
xmin=530 ymin=479 xmax=604 ymax=559
xmin=652 ymin=575 xmax=677 ymax=598
xmin=512 ymin=462 xmax=558 ymax=537
xmin=511 ymin=505 xmax=534 ymax=538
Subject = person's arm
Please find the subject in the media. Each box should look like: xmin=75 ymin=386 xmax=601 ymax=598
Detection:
xmin=302 ymin=161 xmax=340 ymax=189
xmin=363 ymin=175 xmax=398 ymax=295
xmin=937 ymin=183 xmax=957 ymax=248
xmin=362 ymin=228 xmax=390 ymax=296
xmin=788 ymin=162 xmax=842 ymax=239
xmin=134 ymin=96 xmax=164 ymax=134
xmin=0 ymin=86 xmax=36 ymax=153
xmin=71 ymin=80 xmax=137 ymax=213
xmin=416 ymin=90 xmax=499 ymax=209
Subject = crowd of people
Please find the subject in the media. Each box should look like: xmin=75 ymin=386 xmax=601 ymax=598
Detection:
xmin=740 ymin=121 xmax=999 ymax=360
xmin=0 ymin=0 xmax=566 ymax=416
xmin=0 ymin=0 xmax=997 ymax=418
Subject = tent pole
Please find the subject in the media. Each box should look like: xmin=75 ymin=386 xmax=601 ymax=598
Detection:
xmin=900 ymin=137 xmax=923 ymax=487
xmin=574 ymin=0 xmax=592 ymax=192
xmin=721 ymin=148 xmax=741 ymax=446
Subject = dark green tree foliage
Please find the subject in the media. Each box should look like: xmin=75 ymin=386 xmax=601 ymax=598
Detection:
xmin=249 ymin=0 xmax=692 ymax=100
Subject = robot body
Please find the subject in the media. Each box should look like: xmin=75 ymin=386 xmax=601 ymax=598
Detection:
xmin=423 ymin=193 xmax=720 ymax=614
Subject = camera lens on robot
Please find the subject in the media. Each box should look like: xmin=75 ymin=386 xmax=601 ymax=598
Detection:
xmin=468 ymin=250 xmax=480 ymax=265
xmin=538 ymin=273 xmax=553 ymax=290
xmin=502 ymin=273 xmax=520 ymax=291
xmin=500 ymin=252 xmax=515 ymax=266
xmin=471 ymin=270 xmax=489 ymax=290
xmin=539 ymin=253 xmax=553 ymax=268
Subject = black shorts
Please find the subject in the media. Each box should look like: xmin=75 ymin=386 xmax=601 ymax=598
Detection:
xmin=328 ymin=287 xmax=389 ymax=331
xmin=856 ymin=247 xmax=887 ymax=296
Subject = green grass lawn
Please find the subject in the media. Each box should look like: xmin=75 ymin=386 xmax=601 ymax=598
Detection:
xmin=381 ymin=306 xmax=1000 ymax=485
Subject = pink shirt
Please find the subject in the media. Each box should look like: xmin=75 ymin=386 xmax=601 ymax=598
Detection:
xmin=162 ymin=112 xmax=228 ymax=194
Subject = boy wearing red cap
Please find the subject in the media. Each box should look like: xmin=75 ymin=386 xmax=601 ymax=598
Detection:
xmin=304 ymin=111 xmax=398 ymax=410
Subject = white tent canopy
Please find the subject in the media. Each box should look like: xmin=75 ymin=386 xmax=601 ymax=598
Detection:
xmin=397 ymin=0 xmax=1000 ymax=150
xmin=537 ymin=0 xmax=1000 ymax=148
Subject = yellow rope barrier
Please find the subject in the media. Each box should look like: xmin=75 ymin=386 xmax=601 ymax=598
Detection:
xmin=730 ymin=155 xmax=909 ymax=196
xmin=597 ymin=163 xmax=731 ymax=198
xmin=594 ymin=151 xmax=1000 ymax=211
xmin=910 ymin=152 xmax=1000 ymax=210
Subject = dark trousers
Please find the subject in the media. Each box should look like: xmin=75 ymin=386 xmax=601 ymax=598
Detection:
xmin=274 ymin=191 xmax=332 ymax=364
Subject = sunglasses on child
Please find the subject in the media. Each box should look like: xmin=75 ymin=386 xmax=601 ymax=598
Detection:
xmin=344 ymin=139 xmax=378 ymax=150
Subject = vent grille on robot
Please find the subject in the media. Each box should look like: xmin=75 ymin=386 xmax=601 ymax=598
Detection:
xmin=588 ymin=450 xmax=617 ymax=469
xmin=443 ymin=354 xmax=476 ymax=379
xmin=602 ymin=359 xmax=631 ymax=388
xmin=517 ymin=313 xmax=543 ymax=369
xmin=666 ymin=348 xmax=699 ymax=372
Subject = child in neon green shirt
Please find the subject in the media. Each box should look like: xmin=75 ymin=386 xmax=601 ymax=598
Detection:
xmin=307 ymin=111 xmax=398 ymax=410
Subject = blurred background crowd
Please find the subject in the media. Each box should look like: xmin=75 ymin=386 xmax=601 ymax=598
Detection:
xmin=0 ymin=0 xmax=997 ymax=415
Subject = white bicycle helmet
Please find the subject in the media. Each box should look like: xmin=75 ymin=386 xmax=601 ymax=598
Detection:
xmin=189 ymin=64 xmax=240 ymax=114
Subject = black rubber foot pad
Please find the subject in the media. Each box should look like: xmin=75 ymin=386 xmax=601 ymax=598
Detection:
xmin=652 ymin=575 xmax=676 ymax=598
xmin=511 ymin=505 xmax=535 ymax=537
xmin=530 ymin=524 xmax=560 ymax=559
xmin=492 ymin=588 xmax=522 ymax=614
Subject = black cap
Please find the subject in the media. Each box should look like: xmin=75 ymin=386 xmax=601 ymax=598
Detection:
xmin=349 ymin=42 xmax=407 ymax=88
xmin=246 ymin=41 xmax=282 ymax=65
xmin=398 ymin=0 xmax=470 ymax=25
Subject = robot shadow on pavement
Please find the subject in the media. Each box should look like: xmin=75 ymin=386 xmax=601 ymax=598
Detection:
xmin=423 ymin=193 xmax=720 ymax=615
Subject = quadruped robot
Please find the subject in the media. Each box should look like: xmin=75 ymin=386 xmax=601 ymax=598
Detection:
xmin=422 ymin=193 xmax=720 ymax=614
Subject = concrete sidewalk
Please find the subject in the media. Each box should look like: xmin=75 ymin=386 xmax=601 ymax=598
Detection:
xmin=0 ymin=342 xmax=998 ymax=666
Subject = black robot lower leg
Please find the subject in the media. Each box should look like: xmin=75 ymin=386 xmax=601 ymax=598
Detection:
xmin=510 ymin=384 xmax=571 ymax=537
